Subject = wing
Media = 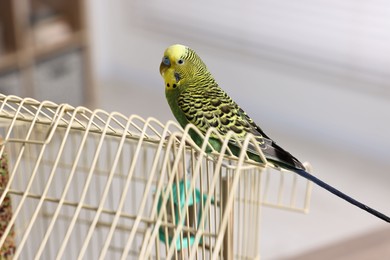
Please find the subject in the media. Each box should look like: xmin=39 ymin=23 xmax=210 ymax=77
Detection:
xmin=178 ymin=84 xmax=305 ymax=170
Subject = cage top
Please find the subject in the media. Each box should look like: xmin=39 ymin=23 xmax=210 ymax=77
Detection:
xmin=0 ymin=94 xmax=268 ymax=168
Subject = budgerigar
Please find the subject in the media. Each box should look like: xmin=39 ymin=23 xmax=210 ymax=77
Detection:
xmin=159 ymin=44 xmax=390 ymax=223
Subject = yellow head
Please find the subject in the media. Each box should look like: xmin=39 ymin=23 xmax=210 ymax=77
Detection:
xmin=159 ymin=44 xmax=211 ymax=92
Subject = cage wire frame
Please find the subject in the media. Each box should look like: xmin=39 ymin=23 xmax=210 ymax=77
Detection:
xmin=0 ymin=94 xmax=312 ymax=259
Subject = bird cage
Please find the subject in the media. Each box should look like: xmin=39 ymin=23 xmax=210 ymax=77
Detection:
xmin=0 ymin=94 xmax=312 ymax=259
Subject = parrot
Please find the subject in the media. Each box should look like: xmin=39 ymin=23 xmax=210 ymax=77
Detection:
xmin=159 ymin=44 xmax=390 ymax=223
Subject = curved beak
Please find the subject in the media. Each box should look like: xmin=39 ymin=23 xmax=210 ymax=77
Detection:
xmin=159 ymin=62 xmax=167 ymax=76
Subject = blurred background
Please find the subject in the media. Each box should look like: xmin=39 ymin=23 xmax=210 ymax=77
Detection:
xmin=0 ymin=0 xmax=389 ymax=258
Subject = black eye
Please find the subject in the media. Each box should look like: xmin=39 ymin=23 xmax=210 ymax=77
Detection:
xmin=162 ymin=56 xmax=170 ymax=66
xmin=177 ymin=59 xmax=184 ymax=65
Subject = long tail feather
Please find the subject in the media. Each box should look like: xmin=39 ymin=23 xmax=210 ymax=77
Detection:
xmin=289 ymin=167 xmax=390 ymax=223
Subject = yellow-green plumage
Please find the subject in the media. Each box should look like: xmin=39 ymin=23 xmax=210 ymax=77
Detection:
xmin=160 ymin=44 xmax=304 ymax=169
xmin=159 ymin=44 xmax=390 ymax=223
